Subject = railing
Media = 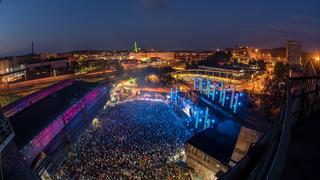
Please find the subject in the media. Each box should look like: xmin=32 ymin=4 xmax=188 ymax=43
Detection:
xmin=220 ymin=76 xmax=320 ymax=180
xmin=0 ymin=111 xmax=15 ymax=153
xmin=172 ymin=69 xmax=244 ymax=85
xmin=172 ymin=69 xmax=243 ymax=77
xmin=265 ymin=76 xmax=320 ymax=179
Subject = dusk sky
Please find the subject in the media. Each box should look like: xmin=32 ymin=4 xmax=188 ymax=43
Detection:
xmin=0 ymin=0 xmax=319 ymax=56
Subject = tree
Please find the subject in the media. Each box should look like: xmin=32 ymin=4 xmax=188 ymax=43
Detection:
xmin=186 ymin=61 xmax=197 ymax=69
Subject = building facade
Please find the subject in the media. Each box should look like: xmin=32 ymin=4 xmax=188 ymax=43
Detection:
xmin=1 ymin=81 xmax=110 ymax=179
xmin=0 ymin=107 xmax=36 ymax=180
xmin=129 ymin=52 xmax=175 ymax=61
xmin=185 ymin=123 xmax=259 ymax=179
xmin=229 ymin=127 xmax=260 ymax=165
xmin=186 ymin=143 xmax=229 ymax=180
xmin=0 ymin=58 xmax=26 ymax=83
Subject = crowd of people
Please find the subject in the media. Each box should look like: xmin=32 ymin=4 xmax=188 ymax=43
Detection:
xmin=54 ymin=100 xmax=194 ymax=179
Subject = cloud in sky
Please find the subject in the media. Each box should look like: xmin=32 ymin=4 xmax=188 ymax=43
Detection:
xmin=267 ymin=15 xmax=320 ymax=38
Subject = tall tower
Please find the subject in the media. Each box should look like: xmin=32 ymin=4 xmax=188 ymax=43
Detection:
xmin=32 ymin=41 xmax=34 ymax=54
xmin=286 ymin=40 xmax=301 ymax=65
xmin=134 ymin=41 xmax=138 ymax=53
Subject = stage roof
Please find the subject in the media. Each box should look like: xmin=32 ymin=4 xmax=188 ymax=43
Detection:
xmin=9 ymin=81 xmax=98 ymax=149
xmin=187 ymin=125 xmax=240 ymax=165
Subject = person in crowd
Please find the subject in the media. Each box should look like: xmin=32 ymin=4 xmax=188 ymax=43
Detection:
xmin=54 ymin=100 xmax=193 ymax=180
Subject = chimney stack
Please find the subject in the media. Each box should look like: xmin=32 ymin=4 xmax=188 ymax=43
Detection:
xmin=32 ymin=41 xmax=34 ymax=54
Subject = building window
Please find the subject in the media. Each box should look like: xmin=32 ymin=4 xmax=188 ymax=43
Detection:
xmin=190 ymin=146 xmax=198 ymax=155
xmin=203 ymin=155 xmax=210 ymax=163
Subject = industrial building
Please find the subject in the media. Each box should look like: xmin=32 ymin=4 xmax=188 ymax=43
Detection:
xmin=286 ymin=40 xmax=302 ymax=65
xmin=0 ymin=80 xmax=110 ymax=179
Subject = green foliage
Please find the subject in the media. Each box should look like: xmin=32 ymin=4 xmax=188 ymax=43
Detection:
xmin=134 ymin=67 xmax=174 ymax=88
xmin=199 ymin=51 xmax=231 ymax=67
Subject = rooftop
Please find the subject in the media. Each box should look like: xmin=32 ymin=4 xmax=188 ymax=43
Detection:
xmin=9 ymin=81 xmax=98 ymax=149
xmin=187 ymin=122 xmax=240 ymax=165
xmin=26 ymin=58 xmax=70 ymax=65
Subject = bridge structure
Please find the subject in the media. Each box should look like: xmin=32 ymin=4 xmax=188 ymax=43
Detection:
xmin=171 ymin=68 xmax=244 ymax=84
xmin=220 ymin=76 xmax=320 ymax=179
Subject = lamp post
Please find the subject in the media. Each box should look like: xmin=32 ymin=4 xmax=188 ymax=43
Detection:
xmin=195 ymin=110 xmax=199 ymax=129
xmin=204 ymin=107 xmax=209 ymax=129
xmin=212 ymin=83 xmax=216 ymax=101
xmin=222 ymin=89 xmax=226 ymax=107
xmin=230 ymin=85 xmax=236 ymax=109
xmin=206 ymin=79 xmax=211 ymax=98
xmin=175 ymin=85 xmax=178 ymax=105
xmin=233 ymin=93 xmax=239 ymax=113
xmin=199 ymin=77 xmax=203 ymax=94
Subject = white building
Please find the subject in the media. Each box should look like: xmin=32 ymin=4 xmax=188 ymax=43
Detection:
xmin=0 ymin=59 xmax=26 ymax=83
